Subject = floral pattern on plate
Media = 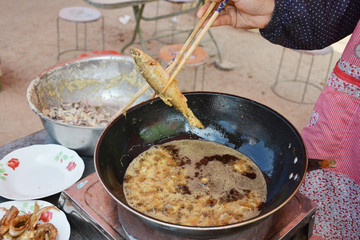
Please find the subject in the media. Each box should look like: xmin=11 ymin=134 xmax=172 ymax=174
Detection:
xmin=0 ymin=144 xmax=84 ymax=200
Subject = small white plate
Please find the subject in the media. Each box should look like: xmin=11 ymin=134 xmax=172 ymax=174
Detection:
xmin=0 ymin=144 xmax=84 ymax=200
xmin=0 ymin=200 xmax=70 ymax=240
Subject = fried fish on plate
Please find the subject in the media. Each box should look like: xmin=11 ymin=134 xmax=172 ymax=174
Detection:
xmin=0 ymin=202 xmax=58 ymax=240
xmin=130 ymin=47 xmax=204 ymax=129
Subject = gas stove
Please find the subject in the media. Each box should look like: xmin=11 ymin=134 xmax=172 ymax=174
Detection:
xmin=58 ymin=173 xmax=316 ymax=240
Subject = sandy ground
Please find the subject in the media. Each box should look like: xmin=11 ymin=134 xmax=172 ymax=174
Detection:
xmin=0 ymin=0 xmax=346 ymax=147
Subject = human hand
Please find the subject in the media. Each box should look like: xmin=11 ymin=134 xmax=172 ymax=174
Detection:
xmin=196 ymin=0 xmax=275 ymax=29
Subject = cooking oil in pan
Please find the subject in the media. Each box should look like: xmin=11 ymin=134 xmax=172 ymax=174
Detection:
xmin=123 ymin=139 xmax=267 ymax=226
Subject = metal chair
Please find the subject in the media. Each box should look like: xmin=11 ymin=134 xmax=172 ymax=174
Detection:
xmin=120 ymin=0 xmax=222 ymax=65
xmin=57 ymin=6 xmax=105 ymax=61
xmin=272 ymin=46 xmax=333 ymax=104
xmin=153 ymin=0 xmax=197 ymax=44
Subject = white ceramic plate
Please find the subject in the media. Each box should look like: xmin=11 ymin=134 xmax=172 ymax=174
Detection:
xmin=0 ymin=144 xmax=84 ymax=200
xmin=0 ymin=200 xmax=70 ymax=240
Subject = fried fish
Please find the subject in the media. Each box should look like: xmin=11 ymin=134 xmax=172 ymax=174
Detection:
xmin=130 ymin=47 xmax=204 ymax=129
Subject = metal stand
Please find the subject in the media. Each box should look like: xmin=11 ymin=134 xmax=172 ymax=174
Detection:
xmin=153 ymin=0 xmax=197 ymax=44
xmin=272 ymin=46 xmax=333 ymax=104
xmin=57 ymin=6 xmax=105 ymax=61
xmin=0 ymin=58 xmax=2 ymax=91
xmin=120 ymin=0 xmax=222 ymax=63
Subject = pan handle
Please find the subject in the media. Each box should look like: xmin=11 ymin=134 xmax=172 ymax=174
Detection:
xmin=307 ymin=158 xmax=336 ymax=171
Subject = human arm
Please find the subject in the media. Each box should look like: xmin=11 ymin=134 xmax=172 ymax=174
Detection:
xmin=259 ymin=0 xmax=360 ymax=50
xmin=196 ymin=0 xmax=274 ymax=29
xmin=197 ymin=0 xmax=360 ymax=50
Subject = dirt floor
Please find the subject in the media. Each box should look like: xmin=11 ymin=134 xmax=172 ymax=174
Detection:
xmin=0 ymin=0 xmax=347 ymax=147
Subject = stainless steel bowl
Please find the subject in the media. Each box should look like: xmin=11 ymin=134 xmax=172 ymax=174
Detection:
xmin=27 ymin=55 xmax=153 ymax=156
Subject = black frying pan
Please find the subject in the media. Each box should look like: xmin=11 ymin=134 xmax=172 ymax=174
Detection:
xmin=94 ymin=92 xmax=330 ymax=239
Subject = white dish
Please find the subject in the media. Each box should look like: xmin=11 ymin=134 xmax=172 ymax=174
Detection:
xmin=0 ymin=144 xmax=84 ymax=200
xmin=0 ymin=200 xmax=70 ymax=240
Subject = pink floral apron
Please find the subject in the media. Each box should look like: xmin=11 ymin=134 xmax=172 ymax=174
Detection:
xmin=300 ymin=20 xmax=360 ymax=240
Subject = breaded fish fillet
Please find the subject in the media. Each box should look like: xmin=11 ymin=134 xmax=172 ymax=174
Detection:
xmin=130 ymin=47 xmax=204 ymax=129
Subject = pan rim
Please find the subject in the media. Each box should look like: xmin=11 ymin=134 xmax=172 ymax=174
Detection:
xmin=94 ymin=91 xmax=309 ymax=231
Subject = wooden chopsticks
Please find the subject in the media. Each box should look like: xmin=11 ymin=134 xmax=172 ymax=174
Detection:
xmin=164 ymin=1 xmax=217 ymax=74
xmin=111 ymin=0 xmax=226 ymax=120
xmin=111 ymin=84 xmax=151 ymax=121
xmin=162 ymin=0 xmax=228 ymax=93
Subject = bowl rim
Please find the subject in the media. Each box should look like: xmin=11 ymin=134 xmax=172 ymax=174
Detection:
xmin=26 ymin=54 xmax=135 ymax=130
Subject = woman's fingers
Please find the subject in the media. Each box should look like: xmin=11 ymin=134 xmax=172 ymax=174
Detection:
xmin=211 ymin=15 xmax=233 ymax=27
xmin=196 ymin=1 xmax=212 ymax=18
xmin=197 ymin=0 xmax=274 ymax=29
xmin=197 ymin=1 xmax=235 ymax=27
xmin=212 ymin=4 xmax=238 ymax=27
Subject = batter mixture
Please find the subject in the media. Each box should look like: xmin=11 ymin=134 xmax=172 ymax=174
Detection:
xmin=123 ymin=140 xmax=267 ymax=226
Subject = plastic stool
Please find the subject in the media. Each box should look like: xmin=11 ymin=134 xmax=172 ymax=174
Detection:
xmin=272 ymin=46 xmax=333 ymax=104
xmin=80 ymin=50 xmax=121 ymax=58
xmin=159 ymin=44 xmax=208 ymax=90
xmin=57 ymin=6 xmax=105 ymax=61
